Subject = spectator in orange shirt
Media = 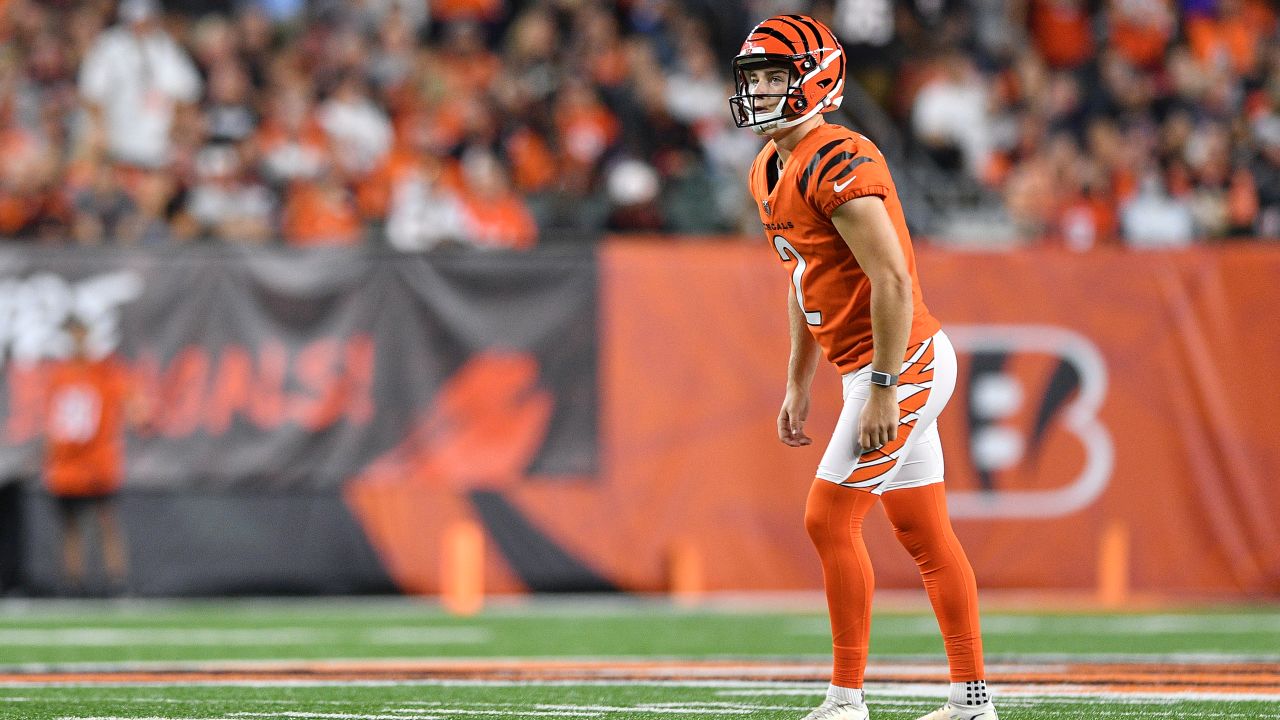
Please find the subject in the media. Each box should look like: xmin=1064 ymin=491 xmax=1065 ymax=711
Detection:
xmin=553 ymin=79 xmax=620 ymax=193
xmin=44 ymin=316 xmax=144 ymax=596
xmin=1107 ymin=0 xmax=1175 ymax=69
xmin=0 ymin=120 xmax=62 ymax=240
xmin=1185 ymin=0 xmax=1272 ymax=76
xmin=1029 ymin=0 xmax=1095 ymax=70
xmin=434 ymin=0 xmax=505 ymax=24
xmin=458 ymin=149 xmax=537 ymax=250
xmin=281 ymin=168 xmax=363 ymax=247
xmin=436 ymin=21 xmax=502 ymax=99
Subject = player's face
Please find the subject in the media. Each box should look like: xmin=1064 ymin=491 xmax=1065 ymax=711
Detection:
xmin=744 ymin=65 xmax=791 ymax=115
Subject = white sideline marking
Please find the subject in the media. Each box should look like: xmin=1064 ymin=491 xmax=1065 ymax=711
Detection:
xmin=0 ymin=626 xmax=490 ymax=647
xmin=387 ymin=707 xmax=596 ymax=717
xmin=238 ymin=713 xmax=578 ymax=718
xmin=535 ymin=705 xmax=749 ymax=715
xmin=239 ymin=707 xmax=581 ymax=712
xmin=361 ymin=628 xmax=493 ymax=645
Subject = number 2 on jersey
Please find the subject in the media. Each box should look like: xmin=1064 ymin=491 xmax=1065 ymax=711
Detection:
xmin=773 ymin=235 xmax=822 ymax=326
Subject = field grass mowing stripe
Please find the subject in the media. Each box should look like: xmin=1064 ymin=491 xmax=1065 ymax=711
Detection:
xmin=0 ymin=627 xmax=491 ymax=646
xmin=715 ymin=683 xmax=1280 ymax=703
xmin=17 ymin=686 xmax=1280 ymax=720
xmin=787 ymin=614 xmax=1280 ymax=636
xmin=0 ymin=653 xmax=1271 ymax=675
xmin=7 ymin=656 xmax=1275 ymax=690
xmin=4 ymin=675 xmax=1279 ymax=703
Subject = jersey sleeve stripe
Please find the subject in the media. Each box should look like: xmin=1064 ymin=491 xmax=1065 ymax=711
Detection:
xmin=814 ymin=151 xmax=855 ymax=186
xmin=798 ymin=139 xmax=845 ymax=195
xmin=824 ymin=155 xmax=875 ymax=184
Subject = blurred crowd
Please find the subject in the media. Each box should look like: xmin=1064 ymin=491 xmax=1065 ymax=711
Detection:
xmin=899 ymin=0 xmax=1280 ymax=248
xmin=0 ymin=0 xmax=1276 ymax=250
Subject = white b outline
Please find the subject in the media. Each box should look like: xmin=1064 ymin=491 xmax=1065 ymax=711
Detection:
xmin=944 ymin=324 xmax=1113 ymax=518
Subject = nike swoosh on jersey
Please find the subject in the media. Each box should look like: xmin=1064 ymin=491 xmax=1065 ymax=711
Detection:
xmin=833 ymin=177 xmax=856 ymax=192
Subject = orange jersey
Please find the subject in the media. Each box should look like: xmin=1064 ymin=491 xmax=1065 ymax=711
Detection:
xmin=749 ymin=123 xmax=940 ymax=372
xmin=44 ymin=357 xmax=131 ymax=497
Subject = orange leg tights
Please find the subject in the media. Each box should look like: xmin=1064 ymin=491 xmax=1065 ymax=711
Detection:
xmin=805 ymin=479 xmax=985 ymax=686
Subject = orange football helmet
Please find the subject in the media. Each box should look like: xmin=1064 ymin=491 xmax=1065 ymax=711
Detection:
xmin=729 ymin=14 xmax=845 ymax=133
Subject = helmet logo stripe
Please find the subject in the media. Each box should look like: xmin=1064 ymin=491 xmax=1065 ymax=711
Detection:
xmin=751 ymin=26 xmax=798 ymax=52
xmin=775 ymin=16 xmax=813 ymax=53
xmin=787 ymin=14 xmax=825 ymax=53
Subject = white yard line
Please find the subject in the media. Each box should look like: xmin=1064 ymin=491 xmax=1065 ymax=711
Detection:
xmin=69 ymin=710 xmax=591 ymax=719
xmin=232 ymin=714 xmax=444 ymax=720
xmin=56 ymin=712 xmax=247 ymax=717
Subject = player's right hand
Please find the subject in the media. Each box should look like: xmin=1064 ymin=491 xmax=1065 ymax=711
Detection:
xmin=778 ymin=390 xmax=813 ymax=447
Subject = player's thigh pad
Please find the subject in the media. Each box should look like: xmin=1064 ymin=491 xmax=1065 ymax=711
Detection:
xmin=816 ymin=331 xmax=958 ymax=493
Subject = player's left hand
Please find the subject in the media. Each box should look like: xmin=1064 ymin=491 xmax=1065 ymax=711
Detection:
xmin=857 ymin=387 xmax=899 ymax=454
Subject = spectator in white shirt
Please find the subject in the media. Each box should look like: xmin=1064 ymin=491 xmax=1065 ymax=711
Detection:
xmin=1121 ymin=171 xmax=1196 ymax=248
xmin=317 ymin=73 xmax=392 ymax=177
xmin=912 ymin=51 xmax=993 ymax=178
xmin=182 ymin=145 xmax=276 ymax=244
xmin=665 ymin=39 xmax=723 ymax=127
xmin=78 ymin=0 xmax=202 ymax=170
xmin=385 ymin=157 xmax=470 ymax=252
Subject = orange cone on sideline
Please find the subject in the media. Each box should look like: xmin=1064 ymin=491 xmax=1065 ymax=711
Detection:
xmin=669 ymin=539 xmax=705 ymax=606
xmin=1098 ymin=519 xmax=1130 ymax=608
xmin=442 ymin=520 xmax=485 ymax=616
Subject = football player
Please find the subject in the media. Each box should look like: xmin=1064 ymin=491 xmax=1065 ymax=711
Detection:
xmin=44 ymin=315 xmax=144 ymax=597
xmin=729 ymin=15 xmax=999 ymax=720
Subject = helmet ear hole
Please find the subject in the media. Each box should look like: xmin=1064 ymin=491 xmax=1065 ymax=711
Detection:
xmin=817 ymin=79 xmax=833 ymax=89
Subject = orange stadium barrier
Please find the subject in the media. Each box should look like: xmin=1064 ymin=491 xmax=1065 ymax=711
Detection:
xmin=347 ymin=240 xmax=1280 ymax=600
xmin=3 ymin=243 xmax=1276 ymax=599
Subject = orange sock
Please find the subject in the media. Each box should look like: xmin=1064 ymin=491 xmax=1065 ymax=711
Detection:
xmin=804 ymin=478 xmax=879 ymax=687
xmin=881 ymin=483 xmax=985 ymax=681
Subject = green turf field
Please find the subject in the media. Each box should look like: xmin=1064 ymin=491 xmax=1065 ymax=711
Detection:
xmin=1 ymin=683 xmax=1277 ymax=720
xmin=0 ymin=598 xmax=1276 ymax=719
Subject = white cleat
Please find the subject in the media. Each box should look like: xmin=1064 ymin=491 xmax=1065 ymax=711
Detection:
xmin=801 ymin=698 xmax=870 ymax=720
xmin=914 ymin=701 xmax=999 ymax=720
